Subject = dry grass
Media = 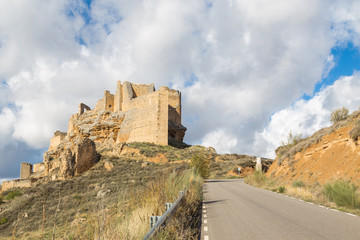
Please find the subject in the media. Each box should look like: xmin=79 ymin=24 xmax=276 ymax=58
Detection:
xmin=276 ymin=110 xmax=360 ymax=166
xmin=0 ymin=153 xmax=203 ymax=239
xmin=61 ymin=169 xmax=203 ymax=240
xmin=245 ymin=172 xmax=360 ymax=216
xmin=126 ymin=142 xmax=271 ymax=179
xmin=286 ymin=186 xmax=314 ymax=201
xmin=0 ymin=142 xmax=265 ymax=239
xmin=244 ymin=171 xmax=275 ymax=188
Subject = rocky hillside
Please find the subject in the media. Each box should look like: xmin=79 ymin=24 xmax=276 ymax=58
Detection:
xmin=267 ymin=109 xmax=360 ymax=185
xmin=0 ymin=142 xmax=269 ymax=239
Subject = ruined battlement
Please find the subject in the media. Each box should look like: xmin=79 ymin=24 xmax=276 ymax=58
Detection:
xmin=66 ymin=81 xmax=185 ymax=146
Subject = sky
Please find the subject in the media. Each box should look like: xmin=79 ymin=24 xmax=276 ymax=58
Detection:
xmin=0 ymin=0 xmax=360 ymax=181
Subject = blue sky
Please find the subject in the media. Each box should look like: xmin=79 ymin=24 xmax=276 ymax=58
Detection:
xmin=1 ymin=0 xmax=360 ymax=181
xmin=315 ymin=43 xmax=360 ymax=94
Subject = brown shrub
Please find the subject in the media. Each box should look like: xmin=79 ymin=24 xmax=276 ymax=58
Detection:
xmin=330 ymin=107 xmax=349 ymax=124
xmin=350 ymin=120 xmax=360 ymax=144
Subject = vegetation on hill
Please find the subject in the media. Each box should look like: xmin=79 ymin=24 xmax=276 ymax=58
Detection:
xmin=275 ymin=108 xmax=360 ymax=165
xmin=0 ymin=156 xmax=200 ymax=239
xmin=0 ymin=142 xmax=266 ymax=239
xmin=249 ymin=107 xmax=360 ymax=216
xmin=245 ymin=171 xmax=360 ymax=216
xmin=330 ymin=107 xmax=349 ymax=124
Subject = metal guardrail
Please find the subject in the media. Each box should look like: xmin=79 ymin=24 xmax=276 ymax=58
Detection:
xmin=143 ymin=190 xmax=186 ymax=240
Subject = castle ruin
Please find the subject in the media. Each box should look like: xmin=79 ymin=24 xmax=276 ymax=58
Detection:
xmin=1 ymin=81 xmax=186 ymax=191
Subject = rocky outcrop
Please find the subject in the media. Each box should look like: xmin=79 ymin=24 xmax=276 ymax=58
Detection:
xmin=74 ymin=138 xmax=99 ymax=175
xmin=44 ymin=136 xmax=100 ymax=180
xmin=267 ymin=111 xmax=360 ymax=185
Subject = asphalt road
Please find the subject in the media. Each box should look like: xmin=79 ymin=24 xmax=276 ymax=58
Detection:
xmin=201 ymin=179 xmax=360 ymax=240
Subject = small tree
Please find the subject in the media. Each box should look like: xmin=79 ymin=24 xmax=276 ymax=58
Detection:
xmin=190 ymin=153 xmax=210 ymax=179
xmin=281 ymin=131 xmax=302 ymax=146
xmin=330 ymin=107 xmax=349 ymax=124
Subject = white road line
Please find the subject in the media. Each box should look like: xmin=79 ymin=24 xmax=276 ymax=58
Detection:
xmin=345 ymin=213 xmax=357 ymax=217
xmin=204 ymin=214 xmax=207 ymax=218
xmin=204 ymin=219 xmax=207 ymax=224
xmin=247 ymin=183 xmax=359 ymax=217
xmin=203 ymin=210 xmax=207 ymax=213
xmin=204 ymin=226 xmax=208 ymax=232
xmin=204 ymin=235 xmax=209 ymax=240
xmin=203 ymin=205 xmax=206 ymax=209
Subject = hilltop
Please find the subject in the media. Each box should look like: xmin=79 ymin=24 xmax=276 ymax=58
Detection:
xmin=267 ymin=109 xmax=360 ymax=185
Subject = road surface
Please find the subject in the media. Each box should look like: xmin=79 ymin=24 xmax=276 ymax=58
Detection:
xmin=201 ymin=179 xmax=360 ymax=240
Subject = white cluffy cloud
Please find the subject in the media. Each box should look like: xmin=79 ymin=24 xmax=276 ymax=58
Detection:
xmin=256 ymin=73 xmax=360 ymax=158
xmin=0 ymin=0 xmax=360 ymax=178
xmin=202 ymin=129 xmax=238 ymax=154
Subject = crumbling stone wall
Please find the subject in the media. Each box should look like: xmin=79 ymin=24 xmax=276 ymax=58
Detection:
xmin=49 ymin=131 xmax=67 ymax=151
xmin=33 ymin=163 xmax=45 ymax=173
xmin=79 ymin=103 xmax=91 ymax=115
xmin=20 ymin=162 xmax=32 ymax=179
xmin=1 ymin=179 xmax=33 ymax=191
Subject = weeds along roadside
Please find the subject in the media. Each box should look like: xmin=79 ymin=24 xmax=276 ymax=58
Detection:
xmin=61 ymin=168 xmax=203 ymax=239
xmin=154 ymin=169 xmax=203 ymax=240
xmin=1 ymin=168 xmax=203 ymax=240
xmin=245 ymin=171 xmax=360 ymax=216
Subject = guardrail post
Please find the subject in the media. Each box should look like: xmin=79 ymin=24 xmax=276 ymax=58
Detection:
xmin=150 ymin=216 xmax=162 ymax=229
xmin=166 ymin=203 xmax=173 ymax=211
xmin=143 ymin=190 xmax=186 ymax=240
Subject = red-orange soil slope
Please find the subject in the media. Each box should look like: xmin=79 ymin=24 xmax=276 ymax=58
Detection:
xmin=267 ymin=113 xmax=360 ymax=185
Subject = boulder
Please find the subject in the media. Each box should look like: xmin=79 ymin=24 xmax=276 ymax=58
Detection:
xmin=74 ymin=138 xmax=99 ymax=175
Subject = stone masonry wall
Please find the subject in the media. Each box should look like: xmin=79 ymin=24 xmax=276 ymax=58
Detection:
xmin=117 ymin=90 xmax=168 ymax=145
xmin=1 ymin=179 xmax=32 ymax=191
xmin=33 ymin=163 xmax=45 ymax=173
xmin=132 ymin=83 xmax=155 ymax=97
xmin=20 ymin=163 xmax=32 ymax=179
xmin=49 ymin=131 xmax=67 ymax=151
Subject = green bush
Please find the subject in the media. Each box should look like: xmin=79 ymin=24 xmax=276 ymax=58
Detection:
xmin=324 ymin=180 xmax=360 ymax=209
xmin=330 ymin=107 xmax=349 ymax=124
xmin=278 ymin=186 xmax=286 ymax=193
xmin=292 ymin=180 xmax=305 ymax=188
xmin=190 ymin=153 xmax=210 ymax=179
xmin=4 ymin=190 xmax=22 ymax=200
xmin=0 ymin=217 xmax=7 ymax=225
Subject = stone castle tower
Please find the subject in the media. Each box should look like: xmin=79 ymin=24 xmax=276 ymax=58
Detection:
xmin=66 ymin=81 xmax=186 ymax=145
